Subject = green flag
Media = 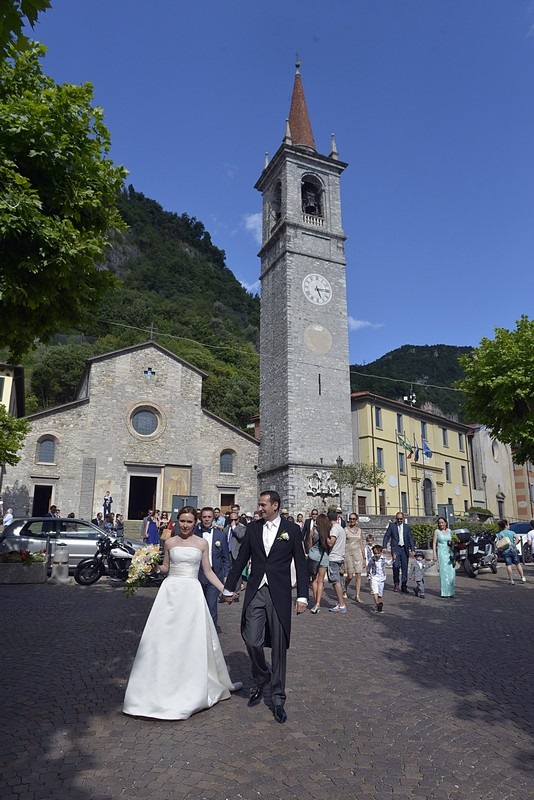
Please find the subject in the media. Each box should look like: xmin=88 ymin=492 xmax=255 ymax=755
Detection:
xmin=396 ymin=433 xmax=413 ymax=453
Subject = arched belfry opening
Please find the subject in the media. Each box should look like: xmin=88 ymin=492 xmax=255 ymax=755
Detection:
xmin=301 ymin=175 xmax=323 ymax=217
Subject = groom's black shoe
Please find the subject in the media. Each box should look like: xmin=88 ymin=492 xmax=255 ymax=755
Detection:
xmin=248 ymin=684 xmax=265 ymax=707
xmin=273 ymin=705 xmax=287 ymax=724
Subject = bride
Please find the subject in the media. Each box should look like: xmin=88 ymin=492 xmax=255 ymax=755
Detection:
xmin=123 ymin=505 xmax=240 ymax=720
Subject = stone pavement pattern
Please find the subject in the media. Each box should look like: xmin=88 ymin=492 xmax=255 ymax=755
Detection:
xmin=0 ymin=566 xmax=532 ymax=800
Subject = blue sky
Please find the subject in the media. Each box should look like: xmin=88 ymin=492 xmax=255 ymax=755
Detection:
xmin=30 ymin=0 xmax=534 ymax=364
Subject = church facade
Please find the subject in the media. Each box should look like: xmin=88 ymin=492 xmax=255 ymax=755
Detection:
xmin=3 ymin=343 xmax=259 ymax=520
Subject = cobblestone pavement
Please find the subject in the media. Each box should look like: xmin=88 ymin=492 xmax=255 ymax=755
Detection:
xmin=1 ymin=564 xmax=532 ymax=800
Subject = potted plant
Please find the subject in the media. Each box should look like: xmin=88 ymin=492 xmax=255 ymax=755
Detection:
xmin=0 ymin=550 xmax=47 ymax=584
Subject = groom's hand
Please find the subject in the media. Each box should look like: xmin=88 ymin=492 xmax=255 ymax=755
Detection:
xmin=223 ymin=592 xmax=236 ymax=604
xmin=295 ymin=601 xmax=307 ymax=614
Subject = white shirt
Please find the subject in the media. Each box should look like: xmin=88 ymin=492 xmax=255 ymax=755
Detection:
xmin=397 ymin=523 xmax=404 ymax=547
xmin=259 ymin=517 xmax=280 ymax=586
xmin=3 ymin=512 xmax=13 ymax=527
xmin=201 ymin=527 xmax=213 ymax=566
xmin=329 ymin=523 xmax=346 ymax=562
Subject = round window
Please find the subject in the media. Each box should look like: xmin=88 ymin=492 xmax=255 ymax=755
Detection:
xmin=131 ymin=409 xmax=158 ymax=436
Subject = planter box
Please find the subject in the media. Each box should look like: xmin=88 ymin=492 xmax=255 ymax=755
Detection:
xmin=0 ymin=563 xmax=47 ymax=584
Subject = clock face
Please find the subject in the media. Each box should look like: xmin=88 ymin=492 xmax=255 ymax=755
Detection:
xmin=302 ymin=273 xmax=332 ymax=305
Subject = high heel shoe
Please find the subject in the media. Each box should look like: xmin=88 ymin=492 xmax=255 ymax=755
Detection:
xmin=310 ymin=605 xmax=320 ymax=614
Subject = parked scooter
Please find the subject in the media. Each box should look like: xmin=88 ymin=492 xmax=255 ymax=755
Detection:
xmin=453 ymin=528 xmax=498 ymax=577
xmin=74 ymin=533 xmax=159 ymax=586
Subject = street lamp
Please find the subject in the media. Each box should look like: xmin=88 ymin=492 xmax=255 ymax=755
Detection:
xmin=482 ymin=473 xmax=488 ymax=509
xmin=336 ymin=455 xmax=343 ymax=513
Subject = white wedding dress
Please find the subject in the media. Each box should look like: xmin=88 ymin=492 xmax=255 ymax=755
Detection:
xmin=123 ymin=546 xmax=234 ymax=720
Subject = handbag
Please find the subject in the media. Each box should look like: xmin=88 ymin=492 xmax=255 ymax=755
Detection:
xmin=496 ymin=536 xmax=511 ymax=552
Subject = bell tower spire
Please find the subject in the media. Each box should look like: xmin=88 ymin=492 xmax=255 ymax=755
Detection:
xmin=287 ymin=58 xmax=316 ymax=150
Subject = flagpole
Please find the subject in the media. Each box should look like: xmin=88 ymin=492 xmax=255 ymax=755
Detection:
xmin=414 ymin=436 xmax=420 ymax=515
xmin=396 ymin=432 xmax=401 ymax=511
xmin=406 ymin=436 xmax=412 ymax=516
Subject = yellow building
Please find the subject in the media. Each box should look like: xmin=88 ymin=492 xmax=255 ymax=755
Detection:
xmin=351 ymin=392 xmax=474 ymax=519
xmin=0 ymin=363 xmax=24 ymax=417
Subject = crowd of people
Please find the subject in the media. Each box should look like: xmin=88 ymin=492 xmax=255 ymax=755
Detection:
xmin=120 ymin=494 xmax=531 ymax=724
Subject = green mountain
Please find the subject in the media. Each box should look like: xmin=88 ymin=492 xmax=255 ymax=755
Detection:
xmin=22 ymin=187 xmax=261 ymax=430
xmin=350 ymin=344 xmax=473 ymax=420
xmin=18 ymin=189 xmax=472 ymax=428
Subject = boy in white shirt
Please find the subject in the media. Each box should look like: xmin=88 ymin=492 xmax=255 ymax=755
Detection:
xmin=367 ymin=545 xmax=395 ymax=614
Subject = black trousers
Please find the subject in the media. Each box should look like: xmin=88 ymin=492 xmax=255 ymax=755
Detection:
xmin=243 ymin=585 xmax=287 ymax=707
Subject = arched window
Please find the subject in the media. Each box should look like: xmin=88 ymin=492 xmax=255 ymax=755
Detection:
xmin=220 ymin=450 xmax=234 ymax=473
xmin=301 ymin=175 xmax=323 ymax=217
xmin=38 ymin=438 xmax=56 ymax=463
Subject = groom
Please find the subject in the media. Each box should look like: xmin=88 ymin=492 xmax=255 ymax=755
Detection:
xmin=224 ymin=490 xmax=308 ymax=723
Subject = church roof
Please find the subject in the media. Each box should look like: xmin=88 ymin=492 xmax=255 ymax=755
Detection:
xmin=287 ymin=61 xmax=316 ymax=150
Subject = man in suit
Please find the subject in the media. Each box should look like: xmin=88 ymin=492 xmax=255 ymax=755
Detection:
xmin=382 ymin=511 xmax=415 ymax=593
xmin=301 ymin=508 xmax=319 ymax=551
xmin=224 ymin=490 xmax=308 ymax=723
xmin=223 ymin=510 xmax=246 ymax=601
xmin=195 ymin=506 xmax=231 ymax=628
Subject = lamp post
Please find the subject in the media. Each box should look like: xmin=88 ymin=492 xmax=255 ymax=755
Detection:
xmin=336 ymin=455 xmax=343 ymax=513
xmin=482 ymin=473 xmax=488 ymax=510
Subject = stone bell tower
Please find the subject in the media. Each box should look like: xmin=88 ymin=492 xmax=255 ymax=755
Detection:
xmin=255 ymin=62 xmax=353 ymax=511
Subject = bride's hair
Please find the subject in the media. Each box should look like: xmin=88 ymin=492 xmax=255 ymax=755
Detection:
xmin=178 ymin=506 xmax=198 ymax=522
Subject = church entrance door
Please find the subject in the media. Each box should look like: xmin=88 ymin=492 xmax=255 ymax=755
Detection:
xmin=128 ymin=476 xmax=157 ymax=520
xmin=32 ymin=485 xmax=53 ymax=516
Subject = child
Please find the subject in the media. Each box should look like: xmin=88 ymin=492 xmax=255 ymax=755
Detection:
xmin=367 ymin=545 xmax=395 ymax=613
xmin=409 ymin=551 xmax=434 ymax=598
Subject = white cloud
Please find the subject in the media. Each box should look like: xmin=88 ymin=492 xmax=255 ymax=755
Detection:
xmin=224 ymin=163 xmax=238 ymax=179
xmin=240 ymin=278 xmax=261 ymax=295
xmin=348 ymin=316 xmax=383 ymax=331
xmin=243 ymin=212 xmax=262 ymax=245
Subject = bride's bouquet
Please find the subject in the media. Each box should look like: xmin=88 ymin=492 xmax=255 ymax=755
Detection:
xmin=124 ymin=544 xmax=162 ymax=596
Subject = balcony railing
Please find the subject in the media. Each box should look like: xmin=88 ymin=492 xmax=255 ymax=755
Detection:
xmin=302 ymin=213 xmax=324 ymax=227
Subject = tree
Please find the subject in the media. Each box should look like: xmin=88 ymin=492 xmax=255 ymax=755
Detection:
xmin=28 ymin=342 xmax=94 ymax=408
xmin=0 ymin=405 xmax=30 ymax=466
xmin=0 ymin=42 xmax=127 ymax=360
xmin=0 ymin=1 xmax=51 ymax=59
xmin=335 ymin=462 xmax=385 ymax=511
xmin=457 ymin=316 xmax=534 ymax=464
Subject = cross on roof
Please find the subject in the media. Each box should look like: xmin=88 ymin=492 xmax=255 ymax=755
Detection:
xmin=144 ymin=367 xmax=156 ymax=379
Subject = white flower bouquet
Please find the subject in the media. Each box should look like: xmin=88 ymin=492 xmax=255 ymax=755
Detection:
xmin=124 ymin=544 xmax=161 ymax=597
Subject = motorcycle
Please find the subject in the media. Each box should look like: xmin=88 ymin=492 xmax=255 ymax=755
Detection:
xmin=74 ymin=533 xmax=159 ymax=586
xmin=453 ymin=528 xmax=498 ymax=578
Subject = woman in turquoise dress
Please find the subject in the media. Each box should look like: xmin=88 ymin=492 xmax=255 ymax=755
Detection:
xmin=432 ymin=516 xmax=455 ymax=597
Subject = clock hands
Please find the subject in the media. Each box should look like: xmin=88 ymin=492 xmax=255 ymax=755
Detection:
xmin=315 ymin=286 xmax=323 ymax=299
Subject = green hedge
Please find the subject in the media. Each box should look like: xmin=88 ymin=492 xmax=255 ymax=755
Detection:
xmin=411 ymin=523 xmax=434 ymax=549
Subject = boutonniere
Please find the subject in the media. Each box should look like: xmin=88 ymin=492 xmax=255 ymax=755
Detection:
xmin=277 ymin=532 xmax=289 ymax=541
xmin=215 ymin=541 xmax=221 ymax=548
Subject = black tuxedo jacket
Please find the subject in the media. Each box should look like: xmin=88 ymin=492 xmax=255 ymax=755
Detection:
xmin=225 ymin=517 xmax=308 ymax=648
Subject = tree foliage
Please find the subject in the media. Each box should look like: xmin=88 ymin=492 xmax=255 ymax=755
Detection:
xmin=0 ymin=404 xmax=30 ymax=465
xmin=28 ymin=342 xmax=94 ymax=408
xmin=17 ymin=189 xmax=261 ymax=431
xmin=351 ymin=344 xmax=471 ymax=420
xmin=335 ymin=462 xmax=385 ymax=510
xmin=0 ymin=1 xmax=51 ymax=58
xmin=457 ymin=316 xmax=534 ymax=464
xmin=0 ymin=42 xmax=127 ymax=360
